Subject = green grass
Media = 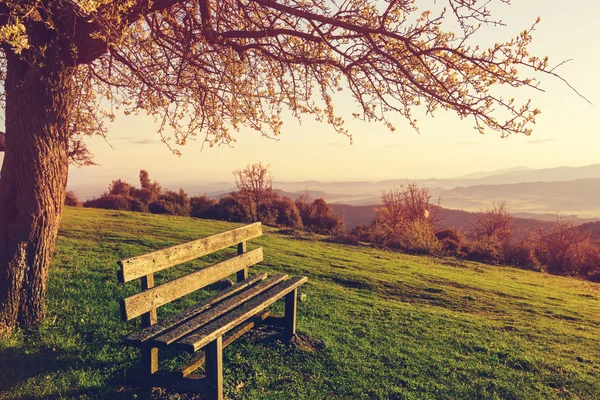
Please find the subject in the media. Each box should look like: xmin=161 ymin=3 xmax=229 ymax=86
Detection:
xmin=1 ymin=207 xmax=599 ymax=399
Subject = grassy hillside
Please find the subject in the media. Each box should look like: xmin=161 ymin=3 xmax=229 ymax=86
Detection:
xmin=1 ymin=207 xmax=599 ymax=399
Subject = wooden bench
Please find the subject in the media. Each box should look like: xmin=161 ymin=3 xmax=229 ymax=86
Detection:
xmin=117 ymin=222 xmax=307 ymax=400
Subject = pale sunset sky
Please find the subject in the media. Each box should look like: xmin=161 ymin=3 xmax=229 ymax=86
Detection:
xmin=3 ymin=0 xmax=599 ymax=190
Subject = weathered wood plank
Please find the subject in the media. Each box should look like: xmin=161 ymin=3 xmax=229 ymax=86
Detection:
xmin=177 ymin=276 xmax=308 ymax=352
xmin=125 ymin=273 xmax=268 ymax=346
xmin=206 ymin=336 xmax=223 ymax=400
xmin=152 ymin=274 xmax=287 ymax=347
xmin=118 ymin=222 xmax=262 ymax=282
xmin=177 ymin=311 xmax=270 ymax=378
xmin=121 ymin=249 xmax=263 ymax=321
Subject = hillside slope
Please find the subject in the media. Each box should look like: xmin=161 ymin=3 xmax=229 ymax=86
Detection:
xmin=1 ymin=208 xmax=599 ymax=399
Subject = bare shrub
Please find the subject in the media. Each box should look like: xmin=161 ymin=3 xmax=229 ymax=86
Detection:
xmin=535 ymin=216 xmax=590 ymax=275
xmin=233 ymin=162 xmax=274 ymax=222
xmin=64 ymin=191 xmax=79 ymax=207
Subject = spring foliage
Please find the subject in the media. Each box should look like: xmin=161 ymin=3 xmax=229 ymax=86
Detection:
xmin=0 ymin=0 xmax=570 ymax=160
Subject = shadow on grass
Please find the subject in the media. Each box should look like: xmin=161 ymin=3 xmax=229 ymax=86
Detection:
xmin=0 ymin=342 xmax=137 ymax=399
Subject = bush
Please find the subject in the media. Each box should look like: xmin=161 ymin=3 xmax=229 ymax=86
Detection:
xmin=466 ymin=236 xmax=504 ymax=265
xmin=209 ymin=195 xmax=247 ymax=222
xmin=65 ymin=191 xmax=79 ymax=206
xmin=436 ymin=228 xmax=468 ymax=258
xmin=148 ymin=199 xmax=175 ymax=215
xmin=190 ymin=195 xmax=217 ymax=218
xmin=535 ymin=217 xmax=590 ymax=275
xmin=296 ymin=198 xmax=343 ymax=234
xmin=504 ymin=235 xmax=540 ymax=270
xmin=148 ymin=189 xmax=190 ymax=216
xmin=329 ymin=226 xmax=360 ymax=245
xmin=350 ymin=224 xmax=375 ymax=243
xmin=84 ymin=194 xmax=132 ymax=211
xmin=273 ymin=197 xmax=303 ymax=229
xmin=392 ymin=220 xmax=441 ymax=255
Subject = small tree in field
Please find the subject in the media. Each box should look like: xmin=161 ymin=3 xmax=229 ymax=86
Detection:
xmin=0 ymin=0 xmax=577 ymax=334
xmin=64 ymin=191 xmax=79 ymax=207
xmin=536 ymin=217 xmax=590 ymax=275
xmin=468 ymin=201 xmax=515 ymax=264
xmin=471 ymin=202 xmax=514 ymax=242
xmin=375 ymin=184 xmax=438 ymax=238
xmin=233 ymin=162 xmax=274 ymax=222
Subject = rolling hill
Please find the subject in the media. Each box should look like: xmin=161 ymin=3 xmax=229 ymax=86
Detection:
xmin=329 ymin=203 xmax=560 ymax=233
xmin=1 ymin=208 xmax=599 ymax=399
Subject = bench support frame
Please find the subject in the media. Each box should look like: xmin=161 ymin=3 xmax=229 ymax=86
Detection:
xmin=140 ymin=274 xmax=159 ymax=389
xmin=206 ymin=336 xmax=224 ymax=400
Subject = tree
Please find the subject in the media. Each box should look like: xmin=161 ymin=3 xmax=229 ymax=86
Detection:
xmin=471 ymin=201 xmax=514 ymax=242
xmin=233 ymin=162 xmax=274 ymax=222
xmin=535 ymin=216 xmax=590 ymax=275
xmin=375 ymin=183 xmax=438 ymax=238
xmin=0 ymin=0 xmax=572 ymax=334
xmin=64 ymin=191 xmax=79 ymax=207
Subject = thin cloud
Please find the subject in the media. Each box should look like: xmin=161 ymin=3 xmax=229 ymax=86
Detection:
xmin=526 ymin=138 xmax=555 ymax=145
xmin=129 ymin=137 xmax=160 ymax=145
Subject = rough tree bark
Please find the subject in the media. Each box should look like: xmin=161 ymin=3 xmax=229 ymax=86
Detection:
xmin=0 ymin=50 xmax=74 ymax=334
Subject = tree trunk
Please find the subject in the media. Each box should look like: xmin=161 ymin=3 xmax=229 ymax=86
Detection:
xmin=0 ymin=51 xmax=74 ymax=335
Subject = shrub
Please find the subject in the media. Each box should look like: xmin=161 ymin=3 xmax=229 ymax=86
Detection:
xmin=65 ymin=191 xmax=79 ymax=206
xmin=295 ymin=198 xmax=343 ymax=234
xmin=209 ymin=195 xmax=247 ymax=222
xmin=350 ymin=224 xmax=375 ymax=243
xmin=151 ymin=189 xmax=191 ymax=216
xmin=329 ymin=226 xmax=360 ymax=245
xmin=273 ymin=197 xmax=303 ymax=229
xmin=84 ymin=194 xmax=132 ymax=211
xmin=466 ymin=236 xmax=504 ymax=265
xmin=148 ymin=200 xmax=175 ymax=215
xmin=504 ymin=234 xmax=540 ymax=270
xmin=436 ymin=228 xmax=468 ymax=258
xmin=393 ymin=220 xmax=441 ymax=255
xmin=535 ymin=217 xmax=590 ymax=275
xmin=190 ymin=195 xmax=217 ymax=218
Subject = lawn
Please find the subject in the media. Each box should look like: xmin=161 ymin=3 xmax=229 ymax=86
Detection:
xmin=1 ymin=207 xmax=599 ymax=399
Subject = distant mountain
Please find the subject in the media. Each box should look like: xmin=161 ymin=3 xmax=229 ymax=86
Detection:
xmin=455 ymin=166 xmax=534 ymax=180
xmin=457 ymin=164 xmax=600 ymax=186
xmin=330 ymin=204 xmax=560 ymax=234
xmin=431 ymin=178 xmax=600 ymax=217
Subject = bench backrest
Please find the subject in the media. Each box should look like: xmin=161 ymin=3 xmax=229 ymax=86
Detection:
xmin=118 ymin=222 xmax=262 ymax=322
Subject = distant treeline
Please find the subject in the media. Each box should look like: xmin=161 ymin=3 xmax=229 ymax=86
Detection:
xmin=70 ymin=168 xmax=342 ymax=235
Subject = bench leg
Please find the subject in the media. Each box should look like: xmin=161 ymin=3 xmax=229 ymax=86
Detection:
xmin=206 ymin=336 xmax=223 ymax=400
xmin=141 ymin=344 xmax=159 ymax=390
xmin=284 ymin=289 xmax=298 ymax=340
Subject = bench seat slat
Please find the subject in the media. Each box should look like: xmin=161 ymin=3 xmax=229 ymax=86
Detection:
xmin=121 ymin=248 xmax=263 ymax=321
xmin=124 ymin=273 xmax=268 ymax=346
xmin=177 ymin=276 xmax=308 ymax=352
xmin=119 ymin=222 xmax=262 ymax=282
xmin=177 ymin=310 xmax=271 ymax=378
xmin=152 ymin=274 xmax=288 ymax=347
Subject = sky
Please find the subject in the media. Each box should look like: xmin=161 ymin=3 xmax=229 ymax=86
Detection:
xmin=3 ymin=0 xmax=600 ymax=192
